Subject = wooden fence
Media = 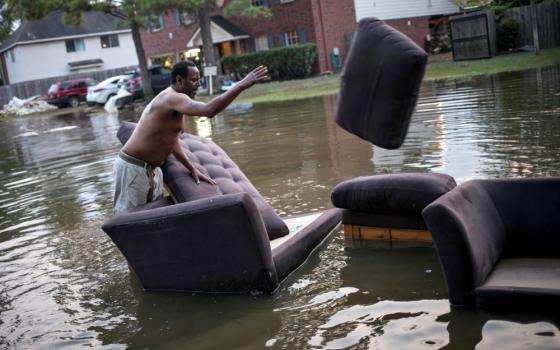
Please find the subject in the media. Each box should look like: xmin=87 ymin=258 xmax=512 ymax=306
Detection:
xmin=0 ymin=65 xmax=137 ymax=107
xmin=449 ymin=10 xmax=496 ymax=61
xmin=503 ymin=2 xmax=560 ymax=50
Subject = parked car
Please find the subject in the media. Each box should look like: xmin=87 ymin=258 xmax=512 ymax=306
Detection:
xmin=220 ymin=80 xmax=238 ymax=92
xmin=86 ymin=75 xmax=126 ymax=106
xmin=47 ymin=78 xmax=97 ymax=108
xmin=121 ymin=65 xmax=172 ymax=100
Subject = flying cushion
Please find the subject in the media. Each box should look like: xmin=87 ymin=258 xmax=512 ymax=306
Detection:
xmin=336 ymin=17 xmax=427 ymax=149
xmin=117 ymin=121 xmax=289 ymax=240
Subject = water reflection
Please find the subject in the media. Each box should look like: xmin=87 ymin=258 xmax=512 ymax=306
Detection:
xmin=0 ymin=66 xmax=559 ymax=348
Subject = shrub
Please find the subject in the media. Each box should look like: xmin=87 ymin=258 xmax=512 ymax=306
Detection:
xmin=497 ymin=17 xmax=520 ymax=51
xmin=221 ymin=43 xmax=317 ymax=80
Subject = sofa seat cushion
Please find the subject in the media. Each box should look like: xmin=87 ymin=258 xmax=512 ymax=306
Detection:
xmin=476 ymin=258 xmax=560 ymax=310
xmin=331 ymin=173 xmax=456 ymax=215
xmin=335 ymin=17 xmax=427 ymax=149
xmin=117 ymin=121 xmax=289 ymax=240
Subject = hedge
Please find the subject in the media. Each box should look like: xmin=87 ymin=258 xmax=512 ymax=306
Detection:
xmin=221 ymin=43 xmax=317 ymax=80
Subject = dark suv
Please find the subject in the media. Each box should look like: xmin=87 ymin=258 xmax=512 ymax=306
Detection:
xmin=47 ymin=78 xmax=97 ymax=108
xmin=120 ymin=65 xmax=172 ymax=100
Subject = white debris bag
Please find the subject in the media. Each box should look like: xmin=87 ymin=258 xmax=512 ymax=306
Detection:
xmin=105 ymin=88 xmax=132 ymax=114
xmin=1 ymin=95 xmax=57 ymax=116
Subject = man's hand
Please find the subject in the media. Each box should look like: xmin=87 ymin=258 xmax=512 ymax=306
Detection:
xmin=238 ymin=66 xmax=269 ymax=89
xmin=190 ymin=167 xmax=216 ymax=185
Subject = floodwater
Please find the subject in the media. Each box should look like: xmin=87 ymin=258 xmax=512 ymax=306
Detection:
xmin=1 ymin=66 xmax=560 ymax=349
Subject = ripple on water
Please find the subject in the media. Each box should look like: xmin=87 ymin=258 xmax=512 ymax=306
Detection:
xmin=308 ymin=299 xmax=451 ymax=349
xmin=476 ymin=320 xmax=560 ymax=349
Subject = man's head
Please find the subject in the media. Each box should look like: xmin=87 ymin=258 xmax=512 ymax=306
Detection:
xmin=171 ymin=60 xmax=200 ymax=98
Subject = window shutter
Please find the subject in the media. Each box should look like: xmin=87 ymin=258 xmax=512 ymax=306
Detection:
xmin=278 ymin=32 xmax=286 ymax=47
xmin=267 ymin=34 xmax=274 ymax=48
xmin=298 ymin=28 xmax=307 ymax=43
xmin=175 ymin=11 xmax=181 ymax=26
xmin=159 ymin=15 xmax=165 ymax=29
xmin=249 ymin=38 xmax=256 ymax=52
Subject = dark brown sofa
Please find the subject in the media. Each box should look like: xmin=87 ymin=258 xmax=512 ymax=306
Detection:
xmin=102 ymin=122 xmax=341 ymax=293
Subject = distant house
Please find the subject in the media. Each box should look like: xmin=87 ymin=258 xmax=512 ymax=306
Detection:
xmin=0 ymin=11 xmax=138 ymax=85
xmin=140 ymin=0 xmax=357 ymax=74
xmin=354 ymin=0 xmax=459 ymax=48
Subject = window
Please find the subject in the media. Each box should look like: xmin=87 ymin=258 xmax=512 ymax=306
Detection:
xmin=285 ymin=30 xmax=299 ymax=46
xmin=175 ymin=11 xmax=194 ymax=26
xmin=100 ymin=34 xmax=119 ymax=48
xmin=66 ymin=39 xmax=85 ymax=53
xmin=251 ymin=0 xmax=265 ymax=6
xmin=150 ymin=56 xmax=174 ymax=69
xmin=147 ymin=15 xmax=164 ymax=32
xmin=254 ymin=36 xmax=269 ymax=51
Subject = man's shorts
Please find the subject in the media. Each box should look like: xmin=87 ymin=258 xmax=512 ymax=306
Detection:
xmin=112 ymin=150 xmax=163 ymax=214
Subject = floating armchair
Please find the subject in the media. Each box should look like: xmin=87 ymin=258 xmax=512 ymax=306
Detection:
xmin=422 ymin=178 xmax=560 ymax=311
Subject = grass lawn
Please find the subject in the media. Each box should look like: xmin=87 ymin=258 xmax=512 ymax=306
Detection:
xmin=202 ymin=47 xmax=560 ymax=104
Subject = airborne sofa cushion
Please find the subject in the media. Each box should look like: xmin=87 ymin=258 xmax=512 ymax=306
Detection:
xmin=336 ymin=17 xmax=427 ymax=149
xmin=117 ymin=121 xmax=289 ymax=240
xmin=331 ymin=173 xmax=456 ymax=215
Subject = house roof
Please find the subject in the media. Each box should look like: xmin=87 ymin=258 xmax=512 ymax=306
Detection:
xmin=209 ymin=16 xmax=247 ymax=38
xmin=0 ymin=11 xmax=129 ymax=53
xmin=187 ymin=15 xmax=249 ymax=48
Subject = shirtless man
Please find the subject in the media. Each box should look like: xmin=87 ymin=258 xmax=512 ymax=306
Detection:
xmin=112 ymin=61 xmax=269 ymax=213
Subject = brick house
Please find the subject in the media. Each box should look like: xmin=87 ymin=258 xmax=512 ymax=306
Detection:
xmin=140 ymin=0 xmax=357 ymax=74
xmin=139 ymin=0 xmax=459 ymax=77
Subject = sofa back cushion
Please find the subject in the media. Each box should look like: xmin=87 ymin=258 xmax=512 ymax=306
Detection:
xmin=117 ymin=121 xmax=289 ymax=240
xmin=480 ymin=178 xmax=560 ymax=258
xmin=331 ymin=173 xmax=456 ymax=215
xmin=335 ymin=17 xmax=427 ymax=149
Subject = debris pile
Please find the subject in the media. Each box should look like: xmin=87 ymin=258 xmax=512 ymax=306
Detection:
xmin=1 ymin=96 xmax=57 ymax=117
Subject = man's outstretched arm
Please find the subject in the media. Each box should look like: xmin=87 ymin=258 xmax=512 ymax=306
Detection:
xmin=175 ymin=65 xmax=269 ymax=117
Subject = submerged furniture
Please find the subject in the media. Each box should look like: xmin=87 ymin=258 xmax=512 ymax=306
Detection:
xmin=102 ymin=122 xmax=341 ymax=293
xmin=422 ymin=178 xmax=560 ymax=310
xmin=331 ymin=173 xmax=456 ymax=247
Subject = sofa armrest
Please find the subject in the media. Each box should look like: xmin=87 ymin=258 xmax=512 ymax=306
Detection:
xmin=102 ymin=193 xmax=279 ymax=293
xmin=422 ymin=181 xmax=507 ymax=306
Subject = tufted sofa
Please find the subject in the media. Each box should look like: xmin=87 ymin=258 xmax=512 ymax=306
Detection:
xmin=102 ymin=122 xmax=341 ymax=293
xmin=422 ymin=178 xmax=560 ymax=311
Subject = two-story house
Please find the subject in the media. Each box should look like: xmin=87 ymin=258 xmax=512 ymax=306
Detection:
xmin=140 ymin=0 xmax=459 ymax=76
xmin=0 ymin=11 xmax=138 ymax=85
xmin=140 ymin=0 xmax=357 ymax=74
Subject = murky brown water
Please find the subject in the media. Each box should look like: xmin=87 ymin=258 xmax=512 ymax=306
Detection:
xmin=1 ymin=66 xmax=559 ymax=349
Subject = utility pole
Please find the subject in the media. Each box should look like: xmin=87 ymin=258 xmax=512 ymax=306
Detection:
xmin=530 ymin=0 xmax=540 ymax=55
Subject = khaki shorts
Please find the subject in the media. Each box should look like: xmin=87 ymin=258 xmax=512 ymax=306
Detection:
xmin=112 ymin=150 xmax=163 ymax=214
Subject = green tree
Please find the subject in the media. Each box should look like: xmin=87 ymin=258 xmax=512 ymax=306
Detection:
xmin=1 ymin=0 xmax=269 ymax=101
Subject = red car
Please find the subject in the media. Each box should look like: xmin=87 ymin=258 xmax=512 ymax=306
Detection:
xmin=47 ymin=78 xmax=97 ymax=108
